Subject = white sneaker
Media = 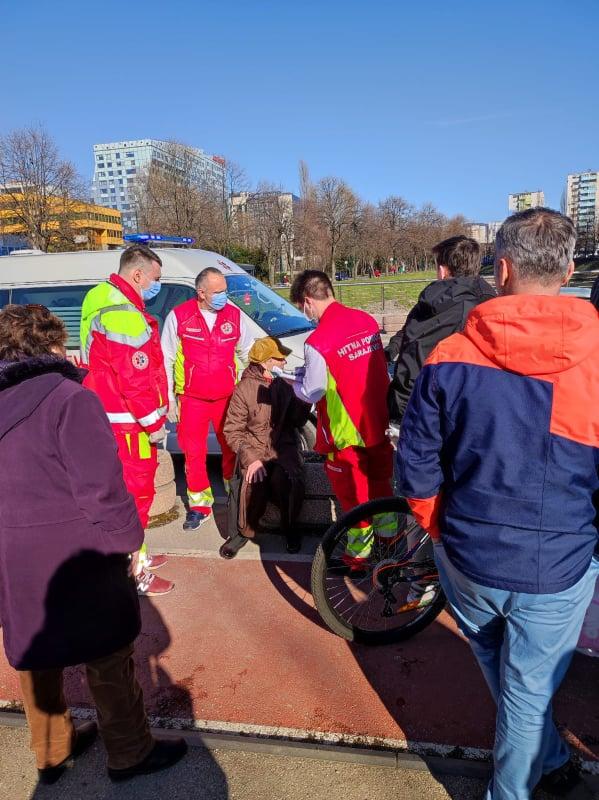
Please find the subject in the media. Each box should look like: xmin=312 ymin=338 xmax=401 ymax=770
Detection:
xmin=396 ymin=582 xmax=437 ymax=613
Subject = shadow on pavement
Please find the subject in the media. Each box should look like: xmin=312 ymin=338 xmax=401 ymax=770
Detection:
xmin=27 ymin=739 xmax=229 ymax=800
xmin=26 ymin=596 xmax=229 ymax=799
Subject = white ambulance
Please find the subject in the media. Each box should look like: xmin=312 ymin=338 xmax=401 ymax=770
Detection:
xmin=0 ymin=247 xmax=315 ymax=452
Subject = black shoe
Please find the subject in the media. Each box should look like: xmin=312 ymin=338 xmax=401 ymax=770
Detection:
xmin=536 ymin=760 xmax=590 ymax=798
xmin=286 ymin=534 xmax=302 ymax=554
xmin=183 ymin=510 xmax=211 ymax=531
xmin=219 ymin=533 xmax=249 ymax=559
xmin=107 ymin=737 xmax=188 ymax=782
xmin=38 ymin=721 xmax=98 ymax=785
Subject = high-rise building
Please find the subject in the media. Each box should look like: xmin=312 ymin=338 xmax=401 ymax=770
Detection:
xmin=92 ymin=139 xmax=226 ymax=232
xmin=508 ymin=191 xmax=545 ymax=213
xmin=566 ymin=171 xmax=599 ymax=254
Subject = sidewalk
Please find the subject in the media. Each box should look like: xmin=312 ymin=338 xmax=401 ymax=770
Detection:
xmin=1 ymin=501 xmax=598 ymax=768
xmin=0 ymin=724 xmax=490 ymax=800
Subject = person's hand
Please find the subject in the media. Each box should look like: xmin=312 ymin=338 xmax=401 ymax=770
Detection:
xmin=128 ymin=550 xmax=142 ymax=578
xmin=149 ymin=425 xmax=167 ymax=444
xmin=246 ymin=460 xmax=267 ymax=483
xmin=167 ymin=401 xmax=178 ymax=423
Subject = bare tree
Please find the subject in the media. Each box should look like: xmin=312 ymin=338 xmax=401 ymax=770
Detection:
xmin=316 ymin=176 xmax=358 ymax=276
xmin=135 ymin=140 xmax=219 ymax=243
xmin=0 ymin=125 xmax=83 ymax=251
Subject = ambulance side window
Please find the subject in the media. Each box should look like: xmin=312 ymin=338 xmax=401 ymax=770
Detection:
xmin=144 ymin=283 xmax=196 ymax=333
xmin=11 ymin=285 xmax=90 ymax=349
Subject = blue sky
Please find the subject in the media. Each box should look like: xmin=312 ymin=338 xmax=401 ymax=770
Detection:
xmin=2 ymin=0 xmax=598 ymax=221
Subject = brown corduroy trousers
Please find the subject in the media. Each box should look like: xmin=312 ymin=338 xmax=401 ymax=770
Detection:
xmin=18 ymin=643 xmax=154 ymax=770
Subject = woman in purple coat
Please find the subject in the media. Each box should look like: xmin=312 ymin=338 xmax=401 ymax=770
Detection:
xmin=0 ymin=305 xmax=186 ymax=784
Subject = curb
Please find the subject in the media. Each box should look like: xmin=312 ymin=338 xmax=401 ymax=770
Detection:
xmin=2 ymin=706 xmax=598 ymax=781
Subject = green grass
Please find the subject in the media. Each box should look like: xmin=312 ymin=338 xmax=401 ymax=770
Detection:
xmin=275 ymin=271 xmax=436 ymax=313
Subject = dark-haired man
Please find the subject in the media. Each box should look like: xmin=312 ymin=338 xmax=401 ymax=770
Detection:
xmin=387 ymin=236 xmax=495 ymax=423
xmin=288 ymin=270 xmax=395 ymax=568
xmin=81 ymin=244 xmax=173 ymax=596
xmin=162 ymin=267 xmax=254 ymax=530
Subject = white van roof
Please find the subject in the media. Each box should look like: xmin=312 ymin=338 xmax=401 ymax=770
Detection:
xmin=0 ymin=248 xmax=247 ymax=287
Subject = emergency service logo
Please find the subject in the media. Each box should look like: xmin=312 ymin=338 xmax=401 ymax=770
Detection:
xmin=132 ymin=351 xmax=149 ymax=370
xmin=220 ymin=322 xmax=234 ymax=335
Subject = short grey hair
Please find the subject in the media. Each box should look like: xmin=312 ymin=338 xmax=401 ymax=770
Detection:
xmin=195 ymin=267 xmax=223 ymax=289
xmin=495 ymin=208 xmax=576 ymax=286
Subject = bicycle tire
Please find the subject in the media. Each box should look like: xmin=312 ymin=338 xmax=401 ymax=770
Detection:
xmin=311 ymin=496 xmax=446 ymax=645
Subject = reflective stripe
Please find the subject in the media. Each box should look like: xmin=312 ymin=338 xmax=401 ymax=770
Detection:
xmin=373 ymin=511 xmax=398 ymax=539
xmin=107 ymin=411 xmax=136 ymax=424
xmin=188 ymin=486 xmax=214 ymax=509
xmin=138 ymin=432 xmax=151 ymax=459
xmin=324 ymin=369 xmax=365 ymax=450
xmin=345 ymin=525 xmax=373 ymax=558
xmin=174 ymin=340 xmax=185 ymax=395
xmin=138 ymin=408 xmax=165 ymax=428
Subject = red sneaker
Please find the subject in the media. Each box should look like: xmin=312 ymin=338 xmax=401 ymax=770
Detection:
xmin=144 ymin=554 xmax=168 ymax=571
xmin=136 ymin=569 xmax=174 ymax=596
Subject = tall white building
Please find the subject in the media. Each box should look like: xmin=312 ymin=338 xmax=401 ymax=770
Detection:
xmin=566 ymin=171 xmax=599 ymax=253
xmin=508 ymin=191 xmax=545 ymax=213
xmin=92 ymin=139 xmax=226 ymax=232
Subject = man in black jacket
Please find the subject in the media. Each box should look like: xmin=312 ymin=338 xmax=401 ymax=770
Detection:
xmin=387 ymin=236 xmax=495 ymax=423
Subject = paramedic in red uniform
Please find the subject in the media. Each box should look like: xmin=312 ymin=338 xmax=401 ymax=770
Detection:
xmin=80 ymin=244 xmax=173 ymax=596
xmin=161 ymin=267 xmax=254 ymax=530
xmin=288 ymin=270 xmax=396 ymax=567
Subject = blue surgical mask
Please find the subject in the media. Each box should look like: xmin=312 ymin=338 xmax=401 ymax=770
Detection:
xmin=142 ymin=280 xmax=161 ymax=301
xmin=210 ymin=291 xmax=228 ymax=312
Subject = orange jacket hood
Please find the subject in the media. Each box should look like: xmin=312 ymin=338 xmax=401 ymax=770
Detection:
xmin=463 ymin=294 xmax=599 ymax=377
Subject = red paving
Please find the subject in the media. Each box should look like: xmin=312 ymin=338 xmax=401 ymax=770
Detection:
xmin=1 ymin=555 xmax=598 ymax=760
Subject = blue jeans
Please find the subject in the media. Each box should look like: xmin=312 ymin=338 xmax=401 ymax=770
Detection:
xmin=434 ymin=543 xmax=599 ymax=800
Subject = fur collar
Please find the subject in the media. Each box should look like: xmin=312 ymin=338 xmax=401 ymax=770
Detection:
xmin=0 ymin=356 xmax=85 ymax=392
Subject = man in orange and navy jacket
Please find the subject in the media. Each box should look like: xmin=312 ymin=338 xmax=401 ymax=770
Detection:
xmin=397 ymin=208 xmax=599 ymax=800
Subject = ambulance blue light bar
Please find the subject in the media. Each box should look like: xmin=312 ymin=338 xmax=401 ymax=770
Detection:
xmin=124 ymin=233 xmax=195 ymax=245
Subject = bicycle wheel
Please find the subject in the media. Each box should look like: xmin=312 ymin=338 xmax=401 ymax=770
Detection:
xmin=311 ymin=496 xmax=446 ymax=645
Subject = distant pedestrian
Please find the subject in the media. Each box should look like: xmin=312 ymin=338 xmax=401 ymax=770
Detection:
xmin=288 ymin=270 xmax=396 ymax=568
xmin=0 ymin=305 xmax=186 ymax=784
xmin=161 ymin=267 xmax=254 ymax=531
xmin=398 ymin=208 xmax=599 ymax=799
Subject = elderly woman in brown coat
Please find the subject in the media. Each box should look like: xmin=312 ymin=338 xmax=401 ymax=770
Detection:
xmin=221 ymin=337 xmax=311 ymax=558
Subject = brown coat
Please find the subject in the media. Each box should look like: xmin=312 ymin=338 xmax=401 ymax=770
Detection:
xmin=223 ymin=364 xmax=311 ymax=536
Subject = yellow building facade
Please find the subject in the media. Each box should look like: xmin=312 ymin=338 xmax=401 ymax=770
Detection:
xmin=0 ymin=193 xmax=124 ymax=251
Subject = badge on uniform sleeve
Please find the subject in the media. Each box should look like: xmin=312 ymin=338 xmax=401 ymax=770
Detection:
xmin=132 ymin=351 xmax=149 ymax=370
xmin=220 ymin=322 xmax=233 ymax=335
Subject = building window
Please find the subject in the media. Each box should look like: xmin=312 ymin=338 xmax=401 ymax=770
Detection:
xmin=126 ymin=168 xmax=136 ymax=174
xmin=108 ymin=171 xmax=113 ymax=176
xmin=126 ymin=152 xmax=134 ymax=158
